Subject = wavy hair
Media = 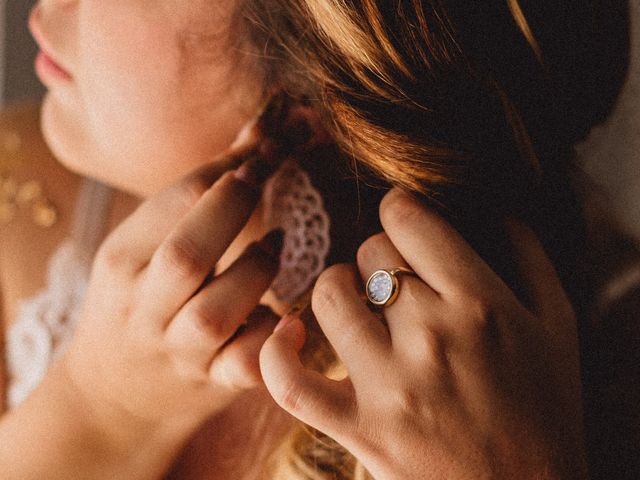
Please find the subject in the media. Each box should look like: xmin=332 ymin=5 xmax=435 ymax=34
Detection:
xmin=231 ymin=0 xmax=629 ymax=477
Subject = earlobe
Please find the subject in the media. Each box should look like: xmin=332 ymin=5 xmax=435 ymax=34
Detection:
xmin=259 ymin=91 xmax=333 ymax=151
xmin=283 ymin=103 xmax=333 ymax=149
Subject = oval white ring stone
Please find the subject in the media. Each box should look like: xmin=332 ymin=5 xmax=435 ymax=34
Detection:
xmin=366 ymin=270 xmax=394 ymax=305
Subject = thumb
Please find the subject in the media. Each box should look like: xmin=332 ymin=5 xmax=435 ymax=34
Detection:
xmin=259 ymin=314 xmax=354 ymax=436
xmin=208 ymin=306 xmax=279 ymax=393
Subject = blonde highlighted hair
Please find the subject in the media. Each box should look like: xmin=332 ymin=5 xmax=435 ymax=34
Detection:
xmin=231 ymin=0 xmax=627 ymax=477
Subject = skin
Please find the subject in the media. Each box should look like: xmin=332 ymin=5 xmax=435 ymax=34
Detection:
xmin=33 ymin=0 xmax=263 ymax=196
xmin=0 ymin=0 xmax=586 ymax=478
xmin=0 ymin=109 xmax=300 ymax=479
xmin=260 ymin=190 xmax=588 ymax=479
xmin=2 ymin=2 xmax=295 ymax=478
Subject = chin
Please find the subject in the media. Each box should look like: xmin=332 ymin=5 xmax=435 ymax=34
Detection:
xmin=40 ymin=94 xmax=88 ymax=176
xmin=40 ymin=95 xmax=137 ymax=194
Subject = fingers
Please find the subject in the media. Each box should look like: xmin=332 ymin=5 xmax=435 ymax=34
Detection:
xmin=209 ymin=306 xmax=280 ymax=391
xmin=164 ymin=231 xmax=282 ymax=364
xmin=95 ymin=143 xmax=254 ymax=280
xmin=312 ymin=264 xmax=391 ymax=368
xmin=506 ymin=221 xmax=576 ymax=330
xmin=356 ymin=232 xmax=443 ymax=345
xmin=380 ymin=189 xmax=500 ymax=299
xmin=94 ymin=91 xmax=306 ymax=281
xmin=260 ymin=316 xmax=355 ymax=436
xmin=135 ymin=171 xmax=265 ymax=326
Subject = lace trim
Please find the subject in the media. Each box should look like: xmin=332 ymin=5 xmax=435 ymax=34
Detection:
xmin=5 ymin=168 xmax=330 ymax=408
xmin=7 ymin=240 xmax=91 ymax=407
xmin=262 ymin=160 xmax=331 ymax=303
xmin=5 ymin=178 xmax=111 ymax=408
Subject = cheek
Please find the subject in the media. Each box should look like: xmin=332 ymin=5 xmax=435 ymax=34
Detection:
xmin=54 ymin=2 xmax=264 ymax=196
xmin=78 ymin=7 xmax=179 ymax=155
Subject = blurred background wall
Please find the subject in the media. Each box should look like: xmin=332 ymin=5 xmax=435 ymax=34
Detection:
xmin=3 ymin=0 xmax=42 ymax=105
xmin=0 ymin=0 xmax=5 ymax=103
xmin=578 ymin=0 xmax=640 ymax=241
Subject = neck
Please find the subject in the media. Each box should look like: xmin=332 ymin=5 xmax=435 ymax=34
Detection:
xmin=106 ymin=146 xmax=381 ymax=318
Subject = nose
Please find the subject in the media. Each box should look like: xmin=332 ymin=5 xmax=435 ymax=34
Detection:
xmin=28 ymin=0 xmax=78 ymax=61
xmin=32 ymin=0 xmax=78 ymax=23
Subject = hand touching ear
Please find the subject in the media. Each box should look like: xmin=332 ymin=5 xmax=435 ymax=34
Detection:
xmin=260 ymin=188 xmax=587 ymax=480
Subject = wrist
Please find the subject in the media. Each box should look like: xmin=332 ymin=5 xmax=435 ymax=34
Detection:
xmin=0 ymin=357 xmax=199 ymax=479
xmin=50 ymin=357 xmax=200 ymax=478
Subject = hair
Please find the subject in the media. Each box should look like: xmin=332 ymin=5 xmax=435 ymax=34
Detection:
xmin=230 ymin=0 xmax=629 ymax=477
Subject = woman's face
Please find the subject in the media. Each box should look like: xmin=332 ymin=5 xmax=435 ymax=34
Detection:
xmin=30 ymin=0 xmax=264 ymax=196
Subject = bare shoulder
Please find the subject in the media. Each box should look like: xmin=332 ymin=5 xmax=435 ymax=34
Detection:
xmin=0 ymin=102 xmax=84 ymax=325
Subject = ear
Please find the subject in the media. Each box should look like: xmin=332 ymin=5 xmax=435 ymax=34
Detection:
xmin=283 ymin=102 xmax=333 ymax=149
xmin=253 ymin=91 xmax=334 ymax=154
xmin=258 ymin=88 xmax=334 ymax=151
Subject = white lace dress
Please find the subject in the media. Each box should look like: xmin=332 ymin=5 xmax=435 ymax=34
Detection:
xmin=5 ymin=178 xmax=113 ymax=408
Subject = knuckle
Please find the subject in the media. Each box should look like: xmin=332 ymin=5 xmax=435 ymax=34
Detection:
xmin=158 ymin=236 xmax=207 ymax=279
xmin=356 ymin=233 xmax=389 ymax=268
xmin=188 ymin=302 xmax=231 ymax=341
xmin=393 ymin=386 xmax=432 ymax=420
xmin=415 ymin=328 xmax=447 ymax=369
xmin=396 ymin=389 xmax=421 ymax=415
xmin=227 ymin=350 xmax=261 ymax=390
xmin=174 ymin=176 xmax=211 ymax=210
xmin=380 ymin=189 xmax=421 ymax=229
xmin=312 ymin=265 xmax=352 ymax=315
xmin=461 ymin=294 xmax=497 ymax=332
xmin=278 ymin=381 xmax=307 ymax=413
xmin=168 ymin=352 xmax=210 ymax=387
xmin=94 ymin=242 xmax=135 ymax=276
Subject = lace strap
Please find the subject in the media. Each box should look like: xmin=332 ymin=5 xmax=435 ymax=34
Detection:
xmin=69 ymin=178 xmax=113 ymax=256
xmin=2 ymin=177 xmax=113 ymax=410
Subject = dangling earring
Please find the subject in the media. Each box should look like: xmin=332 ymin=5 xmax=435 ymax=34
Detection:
xmin=262 ymin=159 xmax=331 ymax=304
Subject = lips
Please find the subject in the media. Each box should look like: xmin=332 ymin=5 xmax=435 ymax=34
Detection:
xmin=34 ymin=50 xmax=72 ymax=82
xmin=28 ymin=7 xmax=73 ymax=82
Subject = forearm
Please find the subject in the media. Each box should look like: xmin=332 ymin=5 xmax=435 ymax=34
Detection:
xmin=0 ymin=360 xmax=194 ymax=480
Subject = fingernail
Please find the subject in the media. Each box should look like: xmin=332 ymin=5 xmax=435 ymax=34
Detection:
xmin=273 ymin=296 xmax=310 ymax=333
xmin=229 ymin=118 xmax=259 ymax=151
xmin=255 ymin=229 xmax=285 ymax=259
xmin=274 ymin=314 xmax=296 ymax=333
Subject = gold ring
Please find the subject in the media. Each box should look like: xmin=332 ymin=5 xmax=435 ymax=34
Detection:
xmin=365 ymin=267 xmax=417 ymax=307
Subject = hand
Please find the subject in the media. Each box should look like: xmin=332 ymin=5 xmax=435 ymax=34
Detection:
xmin=51 ymin=96 xmax=306 ymax=473
xmin=260 ymin=188 xmax=587 ymax=479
